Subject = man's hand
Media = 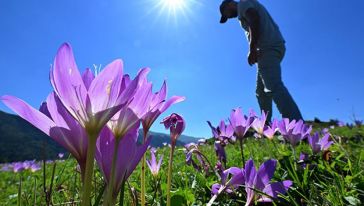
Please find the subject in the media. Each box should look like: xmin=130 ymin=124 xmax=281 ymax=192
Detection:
xmin=247 ymin=48 xmax=258 ymax=66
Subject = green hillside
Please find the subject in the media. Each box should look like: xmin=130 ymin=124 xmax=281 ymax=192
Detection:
xmin=0 ymin=111 xmax=200 ymax=163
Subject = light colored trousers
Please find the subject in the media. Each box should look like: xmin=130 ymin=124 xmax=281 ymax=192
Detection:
xmin=256 ymin=44 xmax=303 ymax=122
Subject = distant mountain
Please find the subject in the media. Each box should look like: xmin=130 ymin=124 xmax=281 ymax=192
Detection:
xmin=0 ymin=111 xmax=201 ymax=163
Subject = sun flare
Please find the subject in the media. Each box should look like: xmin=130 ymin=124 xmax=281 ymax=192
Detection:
xmin=159 ymin=0 xmax=187 ymax=15
xmin=144 ymin=0 xmax=199 ymax=25
xmin=162 ymin=0 xmax=185 ymax=9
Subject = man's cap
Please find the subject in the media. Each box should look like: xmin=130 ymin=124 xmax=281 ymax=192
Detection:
xmin=220 ymin=0 xmax=233 ymax=24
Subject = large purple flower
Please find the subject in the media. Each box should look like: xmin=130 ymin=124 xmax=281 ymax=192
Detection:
xmin=49 ymin=43 xmax=140 ymax=134
xmin=308 ymin=132 xmax=333 ymax=154
xmin=95 ymin=126 xmax=151 ymax=200
xmin=229 ymin=108 xmax=255 ymax=140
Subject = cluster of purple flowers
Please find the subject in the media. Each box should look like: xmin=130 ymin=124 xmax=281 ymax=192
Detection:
xmin=201 ymin=108 xmax=337 ymax=205
xmin=1 ymin=43 xmax=185 ymax=205
xmin=210 ymin=159 xmax=292 ymax=206
xmin=1 ymin=160 xmax=41 ymax=173
xmin=205 ymin=108 xmax=335 ymax=164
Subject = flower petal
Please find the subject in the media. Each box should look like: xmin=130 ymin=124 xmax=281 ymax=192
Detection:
xmin=46 ymin=92 xmax=88 ymax=161
xmin=262 ymin=180 xmax=292 ymax=198
xmin=256 ymin=159 xmax=277 ymax=190
xmin=88 ymin=59 xmax=124 ymax=113
xmin=226 ymin=167 xmax=244 ymax=187
xmin=51 ymin=43 xmax=87 ymax=120
xmin=82 ymin=68 xmax=95 ymax=90
xmin=1 ymin=95 xmax=55 ymax=135
xmin=244 ymin=159 xmax=257 ymax=187
xmin=211 ymin=184 xmax=222 ymax=195
xmin=160 ymin=95 xmax=185 ymax=113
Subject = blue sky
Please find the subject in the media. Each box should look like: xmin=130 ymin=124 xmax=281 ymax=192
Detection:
xmin=0 ymin=0 xmax=363 ymax=138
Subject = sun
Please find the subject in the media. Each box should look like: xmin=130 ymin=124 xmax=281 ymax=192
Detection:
xmin=159 ymin=0 xmax=188 ymax=17
xmin=161 ymin=0 xmax=186 ymax=11
xmin=143 ymin=0 xmax=198 ymax=25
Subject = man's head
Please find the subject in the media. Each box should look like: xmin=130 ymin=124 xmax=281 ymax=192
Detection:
xmin=219 ymin=0 xmax=238 ymax=24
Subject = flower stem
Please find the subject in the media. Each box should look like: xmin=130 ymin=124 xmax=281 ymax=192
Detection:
xmin=290 ymin=145 xmax=297 ymax=170
xmin=81 ymin=133 xmax=97 ymax=206
xmin=152 ymin=176 xmax=161 ymax=204
xmin=140 ymin=130 xmax=148 ymax=206
xmin=104 ymin=138 xmax=121 ymax=206
xmin=207 ymin=185 xmax=226 ymax=206
xmin=239 ymin=139 xmax=245 ymax=165
xmin=119 ymin=178 xmax=126 ymax=206
xmin=18 ymin=173 xmax=22 ymax=206
xmin=166 ymin=143 xmax=175 ymax=206
xmin=33 ymin=177 xmax=37 ymax=206
xmin=197 ymin=151 xmax=220 ymax=178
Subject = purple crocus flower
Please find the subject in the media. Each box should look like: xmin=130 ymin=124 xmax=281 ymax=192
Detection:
xmin=242 ymin=159 xmax=292 ymax=205
xmin=49 ymin=43 xmax=141 ymax=133
xmin=22 ymin=160 xmax=35 ymax=170
xmin=95 ymin=126 xmax=151 ymax=200
xmin=146 ymin=147 xmax=163 ymax=177
xmin=107 ymin=69 xmax=152 ymax=139
xmin=277 ymin=118 xmax=297 ymax=137
xmin=13 ymin=162 xmax=26 ymax=173
xmin=58 ymin=153 xmax=64 ymax=159
xmin=30 ymin=162 xmax=41 ymax=172
xmin=278 ymin=119 xmax=312 ymax=147
xmin=321 ymin=128 xmax=330 ymax=135
xmin=1 ymin=43 xmax=146 ymax=181
xmin=207 ymin=120 xmax=235 ymax=145
xmin=210 ymin=160 xmax=292 ymax=205
xmin=142 ymin=81 xmax=185 ymax=136
xmin=161 ymin=113 xmax=186 ymax=146
xmin=251 ymin=110 xmax=268 ymax=137
xmin=229 ymin=108 xmax=255 ymax=140
xmin=185 ymin=143 xmax=202 ymax=171
xmin=211 ymin=166 xmax=243 ymax=195
xmin=0 ymin=164 xmax=11 ymax=172
xmin=184 ymin=143 xmax=210 ymax=173
xmin=308 ymin=132 xmax=334 ymax=154
xmin=263 ymin=119 xmax=279 ymax=140
xmin=337 ymin=121 xmax=345 ymax=127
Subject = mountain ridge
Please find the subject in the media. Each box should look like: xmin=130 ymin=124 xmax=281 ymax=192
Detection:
xmin=0 ymin=110 xmax=202 ymax=163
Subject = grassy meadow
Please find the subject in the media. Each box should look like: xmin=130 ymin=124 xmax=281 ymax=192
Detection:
xmin=1 ymin=122 xmax=363 ymax=206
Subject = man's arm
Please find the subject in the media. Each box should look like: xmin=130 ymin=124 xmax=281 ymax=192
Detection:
xmin=245 ymin=8 xmax=260 ymax=66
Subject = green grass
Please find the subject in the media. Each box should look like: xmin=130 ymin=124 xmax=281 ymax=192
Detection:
xmin=1 ymin=125 xmax=363 ymax=205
